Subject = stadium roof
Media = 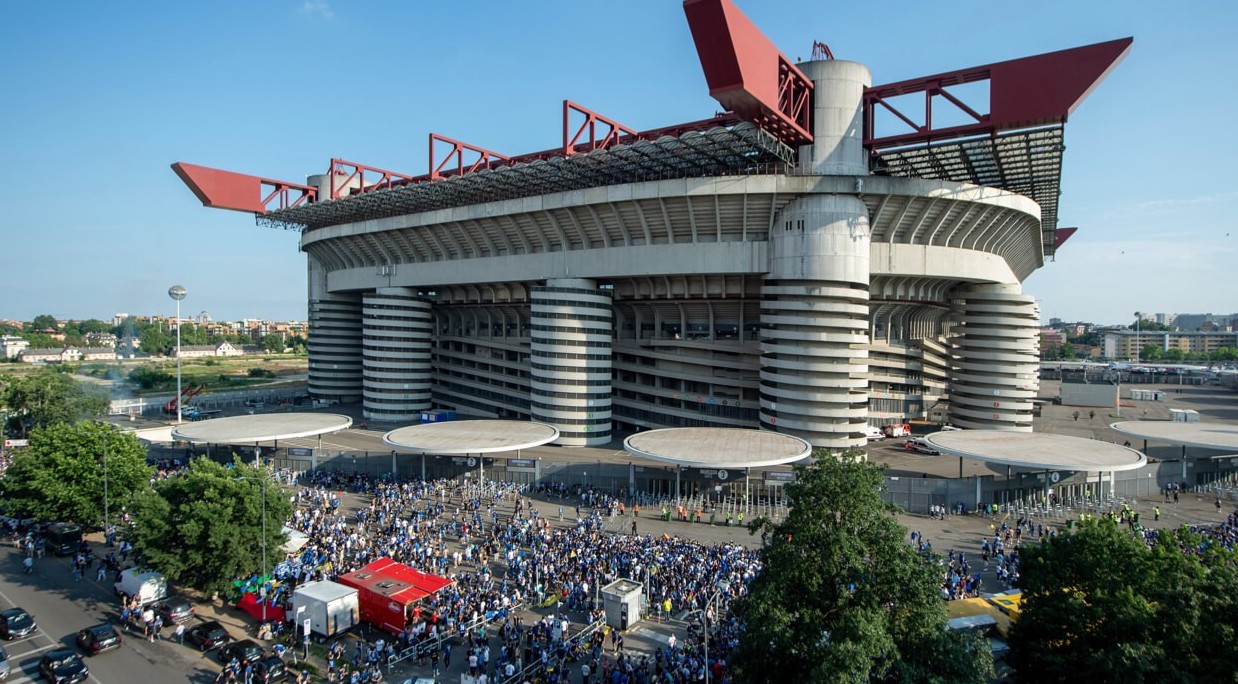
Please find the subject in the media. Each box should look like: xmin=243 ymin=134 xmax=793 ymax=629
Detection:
xmin=260 ymin=122 xmax=794 ymax=232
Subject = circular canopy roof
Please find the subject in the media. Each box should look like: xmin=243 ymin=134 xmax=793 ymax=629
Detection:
xmin=623 ymin=428 xmax=813 ymax=469
xmin=384 ymin=420 xmax=559 ymax=455
xmin=1110 ymin=421 xmax=1238 ymax=451
xmin=171 ymin=413 xmax=353 ymax=444
xmin=922 ymin=430 xmax=1147 ymax=472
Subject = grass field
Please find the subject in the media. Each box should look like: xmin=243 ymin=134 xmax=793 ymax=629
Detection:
xmin=3 ymin=355 xmax=309 ymax=396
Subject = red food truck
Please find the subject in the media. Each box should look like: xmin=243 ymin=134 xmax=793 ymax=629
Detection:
xmin=336 ymin=558 xmax=454 ymax=634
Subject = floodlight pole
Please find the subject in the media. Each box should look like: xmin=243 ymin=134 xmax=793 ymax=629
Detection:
xmin=169 ymin=285 xmax=188 ymax=423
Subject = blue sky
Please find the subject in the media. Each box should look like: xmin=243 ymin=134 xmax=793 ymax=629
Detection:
xmin=2 ymin=0 xmax=1235 ymax=326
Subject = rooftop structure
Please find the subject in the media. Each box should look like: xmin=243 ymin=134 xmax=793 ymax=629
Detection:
xmin=173 ymin=0 xmax=1130 ymax=449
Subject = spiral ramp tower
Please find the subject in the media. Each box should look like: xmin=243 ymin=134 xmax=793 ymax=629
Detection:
xmin=361 ymin=288 xmax=433 ymax=423
xmin=948 ymin=285 xmax=1041 ymax=430
xmin=529 ymin=279 xmax=613 ymax=447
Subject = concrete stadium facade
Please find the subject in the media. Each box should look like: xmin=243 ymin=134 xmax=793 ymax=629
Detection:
xmin=176 ymin=1 xmax=1128 ymax=450
xmin=297 ymin=60 xmax=1045 ymax=449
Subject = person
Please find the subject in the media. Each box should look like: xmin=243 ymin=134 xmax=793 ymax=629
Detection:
xmin=1154 ymin=506 xmax=1160 ymax=522
xmin=22 ymin=555 xmax=33 ymax=574
xmin=175 ymin=622 xmax=186 ymax=645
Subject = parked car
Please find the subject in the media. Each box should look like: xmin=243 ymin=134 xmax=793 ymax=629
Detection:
xmin=903 ymin=438 xmax=940 ymax=455
xmin=76 ymin=623 xmax=122 ymax=655
xmin=185 ymin=621 xmax=231 ymax=651
xmin=0 ymin=608 xmax=36 ymax=640
xmin=0 ymin=643 xmax=10 ymax=680
xmin=154 ymin=596 xmax=195 ymax=624
xmin=251 ymin=655 xmax=288 ymax=683
xmin=218 ymin=640 xmax=265 ymax=667
xmin=38 ymin=649 xmax=88 ymax=684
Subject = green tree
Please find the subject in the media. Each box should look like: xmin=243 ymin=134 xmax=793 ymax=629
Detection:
xmin=729 ymin=452 xmax=991 ymax=684
xmin=1140 ymin=344 xmax=1162 ymax=361
xmin=128 ymin=365 xmax=172 ymax=390
xmin=28 ymin=314 xmax=59 ymax=331
xmin=0 ymin=421 xmax=151 ymax=526
xmin=260 ymin=334 xmax=285 ymax=354
xmin=128 ymin=458 xmax=291 ymax=596
xmin=139 ymin=326 xmax=172 ymax=356
xmin=19 ymin=332 xmax=61 ymax=349
xmin=0 ymin=368 xmax=108 ymax=437
xmin=1008 ymin=518 xmax=1238 ymax=682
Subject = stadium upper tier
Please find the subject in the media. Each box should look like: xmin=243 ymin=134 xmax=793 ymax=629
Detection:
xmin=173 ymin=0 xmax=1129 ymax=449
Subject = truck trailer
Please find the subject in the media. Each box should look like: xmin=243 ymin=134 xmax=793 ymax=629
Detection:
xmin=288 ymin=580 xmax=359 ymax=640
xmin=336 ymin=558 xmax=453 ymax=635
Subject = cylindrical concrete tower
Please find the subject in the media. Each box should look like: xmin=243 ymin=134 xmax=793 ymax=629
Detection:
xmin=797 ymin=60 xmax=870 ymax=174
xmin=530 ymin=278 xmax=612 ymax=447
xmin=761 ymin=195 xmax=871 ymax=449
xmin=760 ymin=59 xmax=872 ymax=450
xmin=306 ymin=256 xmax=363 ymax=403
xmin=361 ymin=288 xmax=432 ymax=423
xmin=948 ymin=283 xmax=1040 ymax=430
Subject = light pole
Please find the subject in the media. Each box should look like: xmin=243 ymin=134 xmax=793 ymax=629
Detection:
xmin=703 ymin=580 xmax=731 ymax=684
xmin=169 ymin=285 xmax=188 ymax=423
xmin=236 ymin=472 xmax=270 ymax=623
xmin=102 ymin=425 xmax=109 ymax=541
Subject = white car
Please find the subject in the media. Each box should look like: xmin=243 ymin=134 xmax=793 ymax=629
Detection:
xmin=864 ymin=426 xmax=885 ymax=441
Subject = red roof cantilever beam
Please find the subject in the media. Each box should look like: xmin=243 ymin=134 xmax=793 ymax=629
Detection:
xmin=429 ymin=134 xmax=511 ymax=181
xmin=864 ymin=37 xmax=1132 ymax=150
xmin=563 ymin=100 xmax=638 ymax=156
xmin=171 ymin=162 xmax=317 ymax=214
xmin=683 ymin=0 xmax=813 ymax=146
xmin=329 ymin=159 xmax=419 ymax=199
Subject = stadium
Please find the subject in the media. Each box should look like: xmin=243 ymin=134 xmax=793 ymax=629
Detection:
xmin=173 ymin=0 xmax=1130 ymax=449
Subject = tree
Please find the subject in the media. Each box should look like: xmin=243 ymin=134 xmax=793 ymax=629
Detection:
xmin=139 ymin=326 xmax=172 ymax=355
xmin=128 ymin=365 xmax=172 ymax=390
xmin=0 ymin=421 xmax=151 ymax=527
xmin=0 ymin=368 xmax=109 ymax=437
xmin=728 ymin=452 xmax=992 ymax=684
xmin=28 ymin=314 xmax=59 ymax=331
xmin=1140 ymin=344 xmax=1162 ymax=361
xmin=128 ymin=458 xmax=291 ymax=596
xmin=260 ymin=334 xmax=285 ymax=354
xmin=1008 ymin=518 xmax=1238 ymax=682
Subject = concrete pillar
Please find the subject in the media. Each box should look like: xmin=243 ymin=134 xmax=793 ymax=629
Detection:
xmin=361 ymin=288 xmax=432 ymax=423
xmin=530 ymin=278 xmax=612 ymax=447
xmin=761 ymin=194 xmax=870 ymax=449
xmin=307 ymin=256 xmax=363 ymax=403
xmin=947 ymin=283 xmax=1039 ymax=431
xmin=796 ymin=60 xmax=871 ymax=175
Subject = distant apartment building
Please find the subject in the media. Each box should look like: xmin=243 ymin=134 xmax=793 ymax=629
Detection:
xmin=1170 ymin=313 xmax=1238 ymax=331
xmin=1039 ymin=327 xmax=1066 ymax=351
xmin=174 ymin=341 xmax=243 ymax=358
xmin=19 ymin=348 xmax=74 ymax=363
xmin=1104 ymin=330 xmax=1238 ymax=359
xmin=2 ymin=335 xmax=30 ymax=359
xmin=80 ymin=347 xmax=117 ymax=361
xmin=83 ymin=332 xmax=118 ymax=348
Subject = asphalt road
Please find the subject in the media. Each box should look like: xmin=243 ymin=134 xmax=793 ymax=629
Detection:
xmin=0 ymin=545 xmax=223 ymax=684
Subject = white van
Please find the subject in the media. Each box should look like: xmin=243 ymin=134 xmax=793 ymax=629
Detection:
xmin=114 ymin=568 xmax=168 ymax=606
xmin=864 ymin=425 xmax=885 ymax=441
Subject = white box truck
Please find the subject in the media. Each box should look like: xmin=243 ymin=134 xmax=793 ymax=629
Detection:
xmin=288 ymin=580 xmax=359 ymax=640
xmin=114 ymin=568 xmax=168 ymax=605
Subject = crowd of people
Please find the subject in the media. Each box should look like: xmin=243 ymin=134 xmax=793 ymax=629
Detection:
xmin=252 ymin=471 xmax=761 ymax=683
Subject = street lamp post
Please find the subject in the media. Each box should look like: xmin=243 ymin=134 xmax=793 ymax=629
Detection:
xmin=102 ymin=426 xmax=109 ymax=541
xmin=236 ymin=473 xmax=270 ymax=622
xmin=168 ymin=285 xmax=188 ymax=423
xmin=703 ymin=580 xmax=731 ymax=684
